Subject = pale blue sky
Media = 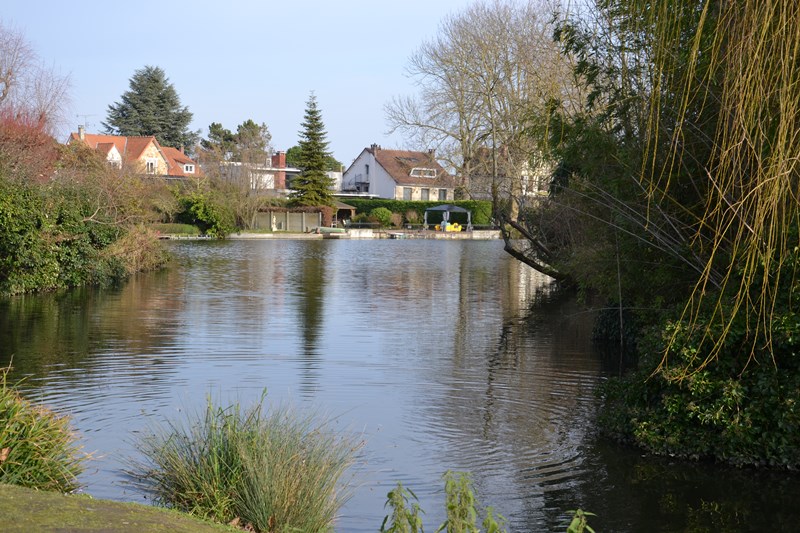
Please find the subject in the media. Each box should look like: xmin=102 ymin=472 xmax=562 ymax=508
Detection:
xmin=4 ymin=0 xmax=472 ymax=165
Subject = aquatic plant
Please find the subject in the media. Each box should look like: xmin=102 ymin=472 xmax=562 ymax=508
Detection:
xmin=380 ymin=472 xmax=507 ymax=533
xmin=0 ymin=366 xmax=85 ymax=492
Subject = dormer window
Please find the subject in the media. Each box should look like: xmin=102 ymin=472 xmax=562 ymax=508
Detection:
xmin=184 ymin=164 xmax=195 ymax=174
xmin=145 ymin=159 xmax=157 ymax=174
xmin=410 ymin=167 xmax=437 ymax=178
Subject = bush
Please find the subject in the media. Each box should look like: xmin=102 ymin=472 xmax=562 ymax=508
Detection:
xmin=599 ymin=302 xmax=800 ymax=467
xmin=132 ymin=395 xmax=361 ymax=532
xmin=176 ymin=192 xmax=235 ymax=238
xmin=370 ymin=207 xmax=393 ymax=227
xmin=0 ymin=367 xmax=85 ymax=492
xmin=345 ymin=199 xmax=493 ymax=226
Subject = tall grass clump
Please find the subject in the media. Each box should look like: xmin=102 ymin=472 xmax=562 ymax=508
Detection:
xmin=132 ymin=395 xmax=361 ymax=532
xmin=0 ymin=366 xmax=85 ymax=492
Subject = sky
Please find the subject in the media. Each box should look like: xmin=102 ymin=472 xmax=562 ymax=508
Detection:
xmin=3 ymin=0 xmax=473 ymax=166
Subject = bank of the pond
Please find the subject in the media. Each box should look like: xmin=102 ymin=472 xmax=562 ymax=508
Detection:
xmin=0 ymin=484 xmax=238 ymax=532
xmin=220 ymin=229 xmax=502 ymax=240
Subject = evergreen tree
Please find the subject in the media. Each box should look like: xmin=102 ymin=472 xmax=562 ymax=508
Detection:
xmin=286 ymin=144 xmax=343 ymax=172
xmin=288 ymin=93 xmax=335 ymax=206
xmin=103 ymin=66 xmax=198 ymax=149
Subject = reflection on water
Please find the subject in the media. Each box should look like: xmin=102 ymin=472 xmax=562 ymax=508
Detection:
xmin=1 ymin=240 xmax=798 ymax=532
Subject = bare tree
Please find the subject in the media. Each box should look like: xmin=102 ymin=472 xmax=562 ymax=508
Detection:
xmin=0 ymin=20 xmax=70 ymax=132
xmin=386 ymin=0 xmax=580 ymax=218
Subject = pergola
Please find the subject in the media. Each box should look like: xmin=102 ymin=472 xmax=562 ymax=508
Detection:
xmin=423 ymin=204 xmax=472 ymax=230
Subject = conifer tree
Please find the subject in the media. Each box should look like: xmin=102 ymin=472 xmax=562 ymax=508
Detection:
xmin=103 ymin=66 xmax=198 ymax=150
xmin=288 ymin=93 xmax=335 ymax=207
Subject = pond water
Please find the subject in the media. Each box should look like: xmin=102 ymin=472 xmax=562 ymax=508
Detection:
xmin=1 ymin=239 xmax=798 ymax=532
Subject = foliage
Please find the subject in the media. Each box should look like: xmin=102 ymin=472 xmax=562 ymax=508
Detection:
xmin=0 ymin=366 xmax=85 ymax=492
xmin=0 ymin=109 xmax=60 ymax=183
xmin=600 ymin=258 xmax=800 ymax=467
xmin=104 ymin=65 xmax=198 ymax=150
xmin=0 ymin=174 xmax=166 ymax=295
xmin=286 ymin=145 xmax=342 ymax=172
xmin=380 ymin=483 xmax=424 ymax=533
xmin=380 ymin=472 xmax=507 ymax=533
xmin=287 ymin=93 xmax=335 ymax=207
xmin=132 ymin=395 xmax=361 ymax=533
xmin=176 ymin=191 xmax=235 ymax=238
xmin=566 ymin=509 xmax=596 ymax=533
xmin=200 ymin=120 xmax=272 ymax=164
xmin=344 ymin=199 xmax=493 ymax=226
xmin=370 ymin=207 xmax=393 ymax=227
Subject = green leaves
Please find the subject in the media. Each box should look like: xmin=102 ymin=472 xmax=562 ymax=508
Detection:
xmin=104 ymin=65 xmax=198 ymax=149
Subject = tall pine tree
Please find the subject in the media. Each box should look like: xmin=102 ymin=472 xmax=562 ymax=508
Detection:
xmin=103 ymin=66 xmax=198 ymax=150
xmin=288 ymin=93 xmax=335 ymax=207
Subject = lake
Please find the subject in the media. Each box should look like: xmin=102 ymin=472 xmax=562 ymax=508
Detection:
xmin=1 ymin=239 xmax=798 ymax=532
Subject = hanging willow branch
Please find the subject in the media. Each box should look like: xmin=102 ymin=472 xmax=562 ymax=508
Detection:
xmin=642 ymin=0 xmax=800 ymax=373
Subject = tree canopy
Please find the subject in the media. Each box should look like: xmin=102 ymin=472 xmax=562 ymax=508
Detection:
xmin=286 ymin=145 xmax=342 ymax=172
xmin=288 ymin=93 xmax=335 ymax=207
xmin=103 ymin=66 xmax=198 ymax=150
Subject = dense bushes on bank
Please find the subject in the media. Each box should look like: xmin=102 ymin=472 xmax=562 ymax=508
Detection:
xmin=344 ymin=198 xmax=493 ymax=226
xmin=0 ymin=123 xmax=169 ymax=296
xmin=600 ymin=260 xmax=800 ymax=468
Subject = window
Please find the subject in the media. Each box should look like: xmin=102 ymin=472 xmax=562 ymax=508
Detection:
xmin=403 ymin=187 xmax=412 ymax=200
xmin=365 ymin=164 xmax=369 ymax=176
xmin=145 ymin=159 xmax=157 ymax=174
xmin=410 ymin=167 xmax=437 ymax=178
xmin=421 ymin=188 xmax=430 ymax=201
xmin=439 ymin=188 xmax=447 ymax=201
xmin=184 ymin=164 xmax=195 ymax=174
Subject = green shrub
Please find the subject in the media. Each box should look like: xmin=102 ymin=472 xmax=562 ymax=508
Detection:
xmin=0 ymin=367 xmax=85 ymax=492
xmin=345 ymin=199 xmax=493 ymax=226
xmin=370 ymin=207 xmax=393 ymax=227
xmin=176 ymin=192 xmax=235 ymax=238
xmin=599 ymin=304 xmax=800 ymax=467
xmin=132 ymin=395 xmax=361 ymax=532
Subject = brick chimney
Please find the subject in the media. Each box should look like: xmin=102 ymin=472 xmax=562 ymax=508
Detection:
xmin=272 ymin=151 xmax=286 ymax=189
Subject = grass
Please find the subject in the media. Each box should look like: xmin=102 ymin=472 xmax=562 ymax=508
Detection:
xmin=131 ymin=394 xmax=362 ymax=533
xmin=151 ymin=223 xmax=201 ymax=235
xmin=0 ymin=366 xmax=85 ymax=492
xmin=0 ymin=483 xmax=240 ymax=533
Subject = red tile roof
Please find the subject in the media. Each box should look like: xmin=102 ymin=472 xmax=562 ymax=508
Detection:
xmin=370 ymin=147 xmax=454 ymax=187
xmin=161 ymin=146 xmax=202 ymax=177
xmin=68 ymin=131 xmax=199 ymax=177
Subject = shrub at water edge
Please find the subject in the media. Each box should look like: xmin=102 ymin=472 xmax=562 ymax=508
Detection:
xmin=132 ymin=395 xmax=362 ymax=532
xmin=0 ymin=367 xmax=85 ymax=492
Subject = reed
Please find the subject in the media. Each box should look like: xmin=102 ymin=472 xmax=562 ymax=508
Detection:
xmin=0 ymin=367 xmax=84 ymax=492
xmin=132 ymin=395 xmax=360 ymax=533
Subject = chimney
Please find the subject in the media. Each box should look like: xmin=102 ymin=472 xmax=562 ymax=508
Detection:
xmin=272 ymin=151 xmax=286 ymax=189
xmin=78 ymin=125 xmax=85 ymax=140
xmin=370 ymin=143 xmax=380 ymax=153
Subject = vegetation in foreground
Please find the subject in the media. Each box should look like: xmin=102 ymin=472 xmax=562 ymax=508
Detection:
xmin=0 ymin=367 xmax=84 ymax=492
xmin=131 ymin=395 xmax=361 ymax=533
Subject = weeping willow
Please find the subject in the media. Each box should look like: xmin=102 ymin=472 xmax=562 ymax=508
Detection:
xmin=637 ymin=0 xmax=800 ymax=374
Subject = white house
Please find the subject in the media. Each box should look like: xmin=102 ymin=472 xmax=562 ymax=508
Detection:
xmin=341 ymin=144 xmax=456 ymax=201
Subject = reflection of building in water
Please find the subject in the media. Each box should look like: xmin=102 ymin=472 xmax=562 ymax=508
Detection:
xmin=422 ymin=254 xmax=601 ymax=528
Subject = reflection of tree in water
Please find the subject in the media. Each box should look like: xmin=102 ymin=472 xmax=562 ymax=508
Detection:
xmin=0 ymin=268 xmax=185 ymax=382
xmin=289 ymin=241 xmax=328 ymax=398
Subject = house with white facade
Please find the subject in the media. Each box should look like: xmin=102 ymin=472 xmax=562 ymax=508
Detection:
xmin=341 ymin=144 xmax=455 ymax=201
